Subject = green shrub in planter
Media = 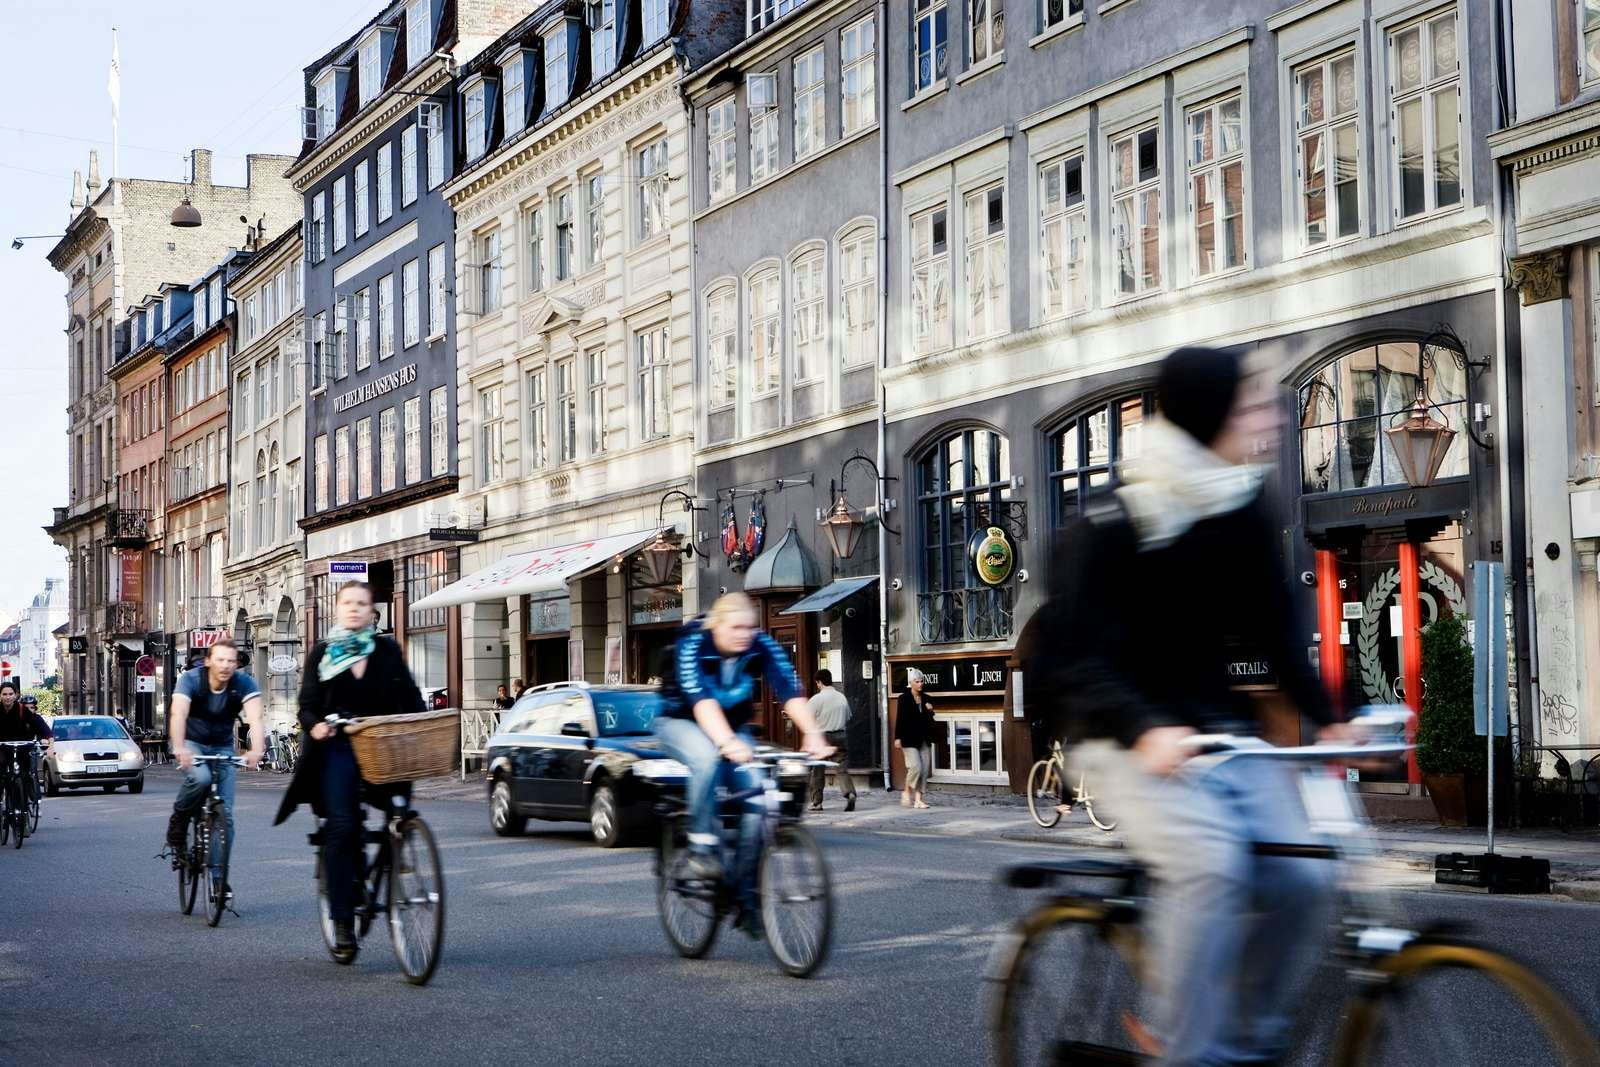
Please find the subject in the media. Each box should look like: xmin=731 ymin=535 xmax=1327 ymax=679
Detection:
xmin=1416 ymin=614 xmax=1485 ymax=776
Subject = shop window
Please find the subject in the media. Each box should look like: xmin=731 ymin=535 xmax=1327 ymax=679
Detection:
xmin=915 ymin=427 xmax=1016 ymax=643
xmin=311 ymin=572 xmax=334 ymax=642
xmin=1298 ymin=340 xmax=1468 ymax=494
xmin=406 ymin=549 xmax=454 ymax=632
xmin=1049 ymin=392 xmax=1153 ymax=525
xmin=629 ymin=553 xmax=683 ymax=627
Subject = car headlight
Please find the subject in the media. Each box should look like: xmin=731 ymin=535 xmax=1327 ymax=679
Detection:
xmin=632 ymin=758 xmax=689 ymax=780
xmin=56 ymin=751 xmax=83 ymax=766
xmin=122 ymin=747 xmax=142 ymax=762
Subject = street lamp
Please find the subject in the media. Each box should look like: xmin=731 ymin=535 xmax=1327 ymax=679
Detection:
xmin=1385 ymin=390 xmax=1457 ymax=488
xmin=170 ymin=196 xmax=202 ymax=227
xmin=643 ymin=489 xmax=707 ymax=586
xmin=10 ymin=233 xmax=64 ymax=250
xmin=818 ymin=453 xmax=898 ymax=560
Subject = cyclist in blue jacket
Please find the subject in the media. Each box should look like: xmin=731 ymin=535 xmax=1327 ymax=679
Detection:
xmin=656 ymin=592 xmax=832 ymax=888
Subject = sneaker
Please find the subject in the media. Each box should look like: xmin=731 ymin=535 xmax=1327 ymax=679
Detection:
xmin=845 ymin=796 xmax=856 ymax=812
xmin=681 ymin=849 xmax=722 ymax=882
xmin=165 ymin=811 xmax=190 ymax=851
xmin=332 ymin=920 xmax=358 ymax=964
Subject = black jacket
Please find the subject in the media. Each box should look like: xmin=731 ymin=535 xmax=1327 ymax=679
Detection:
xmin=1040 ymin=492 xmax=1335 ymax=748
xmin=273 ymin=636 xmax=424 ymax=826
xmin=894 ymin=691 xmax=936 ymax=748
xmin=0 ymin=707 xmax=50 ymax=743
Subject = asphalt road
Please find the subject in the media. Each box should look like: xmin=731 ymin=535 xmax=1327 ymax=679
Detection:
xmin=3 ymin=770 xmax=1598 ymax=1066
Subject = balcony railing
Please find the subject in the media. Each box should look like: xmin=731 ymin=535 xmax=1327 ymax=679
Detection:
xmin=109 ymin=508 xmax=151 ymax=545
xmin=917 ymin=586 xmax=1015 ymax=645
xmin=190 ymin=596 xmax=230 ymax=629
xmin=107 ymin=601 xmax=145 ymax=634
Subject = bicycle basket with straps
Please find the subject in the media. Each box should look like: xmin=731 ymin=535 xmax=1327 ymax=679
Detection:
xmin=343 ymin=709 xmax=460 ymax=784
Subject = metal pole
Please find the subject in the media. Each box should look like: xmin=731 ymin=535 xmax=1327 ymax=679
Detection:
xmin=1487 ymin=676 xmax=1496 ymax=855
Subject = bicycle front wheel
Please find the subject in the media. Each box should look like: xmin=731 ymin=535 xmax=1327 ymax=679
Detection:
xmin=179 ymin=819 xmax=202 ymax=915
xmin=1334 ymin=939 xmax=1600 ymax=1066
xmin=387 ymin=816 xmax=444 ymax=985
xmin=991 ymin=901 xmax=1147 ymax=1067
xmin=205 ymin=805 xmax=229 ymax=927
xmin=26 ymin=780 xmax=40 ymax=834
xmin=5 ymin=779 xmax=22 ymax=848
xmin=759 ymin=824 xmax=833 ymax=978
xmin=1026 ymin=760 xmax=1063 ymax=829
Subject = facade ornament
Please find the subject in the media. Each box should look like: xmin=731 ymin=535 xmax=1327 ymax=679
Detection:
xmin=1508 ymin=249 xmax=1568 ymax=306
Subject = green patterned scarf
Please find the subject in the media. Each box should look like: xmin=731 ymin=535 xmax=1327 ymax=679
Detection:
xmin=319 ymin=625 xmax=377 ymax=682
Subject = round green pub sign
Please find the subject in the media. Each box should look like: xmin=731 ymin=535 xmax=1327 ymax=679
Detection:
xmin=969 ymin=526 xmax=1016 ymax=587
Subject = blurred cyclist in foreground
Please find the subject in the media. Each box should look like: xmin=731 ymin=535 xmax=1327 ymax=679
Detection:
xmin=1040 ymin=346 xmax=1348 ymax=1066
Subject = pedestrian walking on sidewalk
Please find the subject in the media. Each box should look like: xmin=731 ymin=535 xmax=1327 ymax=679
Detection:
xmin=895 ymin=670 xmax=936 ymax=809
xmin=807 ymin=669 xmax=857 ymax=812
xmin=494 ymin=684 xmax=514 ymax=710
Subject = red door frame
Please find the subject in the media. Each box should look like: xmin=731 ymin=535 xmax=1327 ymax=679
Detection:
xmin=1398 ymin=541 xmax=1423 ymax=784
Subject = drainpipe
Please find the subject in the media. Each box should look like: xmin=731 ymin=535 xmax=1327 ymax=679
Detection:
xmin=682 ymin=70 xmax=702 ymax=617
xmin=875 ymin=0 xmax=891 ymax=791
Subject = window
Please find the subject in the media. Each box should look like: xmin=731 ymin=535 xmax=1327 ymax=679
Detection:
xmin=311 ymin=311 xmax=327 ymax=389
xmin=793 ymin=47 xmax=825 ymax=160
xmin=402 ymin=258 xmax=420 ymax=347
xmin=429 ymin=386 xmax=448 ymax=476
xmin=243 ymin=295 xmax=259 ymax=344
xmin=355 ymin=287 xmax=372 ymax=371
xmin=526 ymin=204 xmax=545 ymax=293
xmin=311 ymin=193 xmax=326 ymax=263
xmin=588 ymin=0 xmax=617 ymax=73
xmin=334 ymin=426 xmax=350 ymax=506
xmin=479 ymin=387 xmax=504 ymax=482
xmin=379 ymin=407 xmax=397 ymax=493
xmin=377 ymin=141 xmax=393 ymax=223
xmin=1300 ymin=341 xmax=1468 ymax=492
xmin=404 ymin=396 xmax=422 ymax=484
xmin=638 ymin=139 xmax=669 ymax=241
xmin=209 ymin=277 xmax=223 ymax=320
xmin=267 ymin=447 xmax=280 ymax=545
xmin=239 ymin=369 xmax=253 ymax=428
xmin=841 ymin=16 xmax=876 ymax=136
xmin=910 ymin=205 xmax=951 ymax=354
xmin=748 ymin=74 xmax=778 ymax=183
xmin=791 ymin=248 xmax=825 ymax=381
xmin=333 ymin=296 xmax=350 ymax=379
xmin=969 ymin=0 xmax=1002 ymax=65
xmin=255 ymin=452 xmax=269 ymax=548
xmin=964 ymin=183 xmax=1007 ymax=340
xmin=233 ymin=481 xmax=248 ymax=548
xmin=356 ymin=418 xmax=372 ymax=498
xmin=1039 ymin=153 xmax=1088 ymax=319
xmin=585 ymin=349 xmax=608 ymax=453
xmin=407 ymin=0 xmax=432 ymax=66
xmin=378 ymin=274 xmax=394 ymax=361
xmin=705 ymin=283 xmax=737 ymax=410
xmin=422 ymin=245 xmax=445 ymax=339
xmin=465 ymin=82 xmax=487 ymax=161
xmin=479 ymin=229 xmax=503 ymax=313
xmin=556 ymin=358 xmax=577 ymax=463
xmin=426 ymin=105 xmax=445 ymax=189
xmin=555 ymin=190 xmax=574 ymax=280
xmin=707 ymin=99 xmax=736 ymax=202
xmin=1389 ymin=10 xmax=1461 ymax=220
xmin=748 ymin=0 xmax=804 ymax=32
xmin=332 ymin=176 xmax=347 ymax=251
xmin=354 ymin=160 xmax=370 ymax=237
xmin=1043 ymin=0 xmax=1082 ymax=29
xmin=405 ymin=550 xmax=453 ymax=635
xmin=643 ymin=0 xmax=669 ymax=42
xmin=585 ymin=173 xmax=605 ymax=266
xmin=915 ymin=428 xmax=1014 ymax=642
xmin=748 ymin=268 xmax=781 ymax=395
xmin=1050 ymin=394 xmax=1151 ymax=523
xmin=545 ymin=24 xmax=569 ymax=108
xmin=1110 ymin=123 xmax=1162 ymax=297
xmin=503 ymin=53 xmax=525 ymax=137
xmin=840 ymin=224 xmax=876 ymax=367
xmin=915 ymin=0 xmax=949 ymax=93
xmin=256 ymin=361 xmax=271 ymax=420
xmin=637 ymin=326 xmax=670 ymax=440
xmin=1294 ymin=51 xmax=1361 ymax=249
xmin=401 ymin=126 xmax=418 ymax=206
xmin=1187 ymin=94 xmax=1245 ymax=277
xmin=269 ymin=353 xmax=280 ymax=411
xmin=526 ymin=367 xmax=548 ymax=470
xmin=1586 ymin=0 xmax=1600 ymax=84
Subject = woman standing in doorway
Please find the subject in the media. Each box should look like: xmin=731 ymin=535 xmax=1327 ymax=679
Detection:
xmin=894 ymin=669 xmax=935 ymax=809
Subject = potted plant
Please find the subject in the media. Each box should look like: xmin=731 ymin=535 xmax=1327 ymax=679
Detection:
xmin=1415 ymin=614 xmax=1486 ymax=826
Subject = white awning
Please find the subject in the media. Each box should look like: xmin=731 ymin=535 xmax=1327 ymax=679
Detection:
xmin=408 ymin=528 xmax=664 ymax=612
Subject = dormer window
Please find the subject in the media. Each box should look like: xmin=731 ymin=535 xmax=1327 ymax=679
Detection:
xmin=587 ymin=0 xmax=616 ymax=74
xmin=464 ymin=80 xmax=488 ymax=161
xmin=500 ymin=49 xmax=526 ymax=137
xmin=407 ymin=0 xmax=432 ymax=68
xmin=544 ymin=22 xmax=570 ymax=109
xmin=358 ymin=30 xmax=383 ymax=107
xmin=314 ymin=69 xmax=338 ymax=140
xmin=195 ymin=286 xmax=209 ymax=331
xmin=643 ymin=0 xmax=670 ymax=42
xmin=136 ymin=311 xmax=147 ymax=346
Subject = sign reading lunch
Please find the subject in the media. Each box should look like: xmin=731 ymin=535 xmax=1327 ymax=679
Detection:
xmin=331 ymin=363 xmax=418 ymax=413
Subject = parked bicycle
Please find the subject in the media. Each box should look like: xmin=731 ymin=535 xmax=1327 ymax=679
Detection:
xmin=0 ymin=740 xmax=40 ymax=849
xmin=1025 ymin=740 xmax=1115 ymax=831
xmin=175 ymin=753 xmax=244 ymax=927
xmin=645 ymin=748 xmax=834 ymax=978
xmin=263 ymin=728 xmax=299 ymax=774
xmin=988 ymin=720 xmax=1600 ymax=1066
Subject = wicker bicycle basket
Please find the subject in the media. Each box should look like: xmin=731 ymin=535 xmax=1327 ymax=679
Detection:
xmin=343 ymin=709 xmax=460 ymax=784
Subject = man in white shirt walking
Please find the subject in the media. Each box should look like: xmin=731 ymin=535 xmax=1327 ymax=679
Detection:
xmin=806 ymin=669 xmax=856 ymax=812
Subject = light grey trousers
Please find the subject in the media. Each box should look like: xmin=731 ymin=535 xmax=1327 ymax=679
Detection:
xmin=1076 ymin=742 xmax=1338 ymax=1067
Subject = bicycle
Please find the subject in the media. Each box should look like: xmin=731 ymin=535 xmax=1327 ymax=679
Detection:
xmin=309 ymin=712 xmax=445 ymax=986
xmin=0 ymin=740 xmax=39 ymax=849
xmin=987 ymin=714 xmax=1600 ymax=1066
xmin=645 ymin=748 xmax=835 ymax=978
xmin=1026 ymin=740 xmax=1115 ymax=831
xmin=172 ymin=754 xmax=244 ymax=926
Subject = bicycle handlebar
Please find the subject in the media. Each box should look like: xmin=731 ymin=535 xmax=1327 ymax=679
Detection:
xmin=189 ymin=754 xmax=247 ymax=766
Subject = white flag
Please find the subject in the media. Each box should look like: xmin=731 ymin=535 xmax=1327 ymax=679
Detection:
xmin=107 ymin=30 xmax=121 ymax=121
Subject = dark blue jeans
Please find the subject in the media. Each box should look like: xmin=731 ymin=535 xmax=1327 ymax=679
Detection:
xmin=320 ymin=736 xmax=410 ymax=923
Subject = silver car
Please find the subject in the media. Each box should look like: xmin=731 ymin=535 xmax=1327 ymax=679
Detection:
xmin=45 ymin=716 xmax=146 ymax=795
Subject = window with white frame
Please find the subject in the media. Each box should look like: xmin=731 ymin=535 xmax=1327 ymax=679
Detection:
xmin=333 ymin=296 xmax=350 ymax=378
xmin=360 ymin=34 xmax=381 ymax=108
xmin=1187 ymin=94 xmax=1245 ymax=277
xmin=965 ymin=183 xmax=1007 ymax=340
xmin=1110 ymin=123 xmax=1162 ymax=297
xmin=210 ymin=277 xmax=223 ymax=320
xmin=503 ymin=53 xmax=525 ymax=137
xmin=335 ymin=426 xmax=351 ymax=506
xmin=643 ymin=0 xmax=669 ymax=42
xmin=315 ymin=71 xmax=337 ymax=141
xmin=556 ymin=358 xmax=577 ymax=463
xmin=1389 ymin=9 xmax=1461 ymax=220
xmin=479 ymin=386 xmax=504 ymax=482
xmin=793 ymin=47 xmax=825 ymax=160
xmin=354 ymin=160 xmax=371 ymax=237
xmin=465 ymin=82 xmax=487 ymax=161
xmin=379 ymin=407 xmax=397 ymax=493
xmin=332 ymin=176 xmax=348 ymax=251
xmin=708 ymin=98 xmax=736 ymax=202
xmin=638 ymin=139 xmax=669 ymax=241
xmin=969 ymin=0 xmax=1002 ymax=65
xmin=311 ymin=311 xmax=327 ymax=389
xmin=233 ymin=481 xmax=248 ymax=547
xmin=426 ymin=105 xmax=445 ymax=189
xmin=355 ymin=287 xmax=372 ymax=371
xmin=749 ymin=74 xmax=778 ymax=183
xmin=748 ymin=0 xmax=804 ymax=33
xmin=429 ymin=385 xmax=448 ymax=476
xmin=524 ymin=367 xmax=549 ymax=470
xmin=314 ymin=433 xmax=329 ymax=510
xmin=402 ymin=258 xmax=420 ymax=347
xmin=545 ymin=24 xmax=569 ymax=108
xmin=256 ymin=361 xmax=271 ymax=420
xmin=479 ymin=229 xmax=502 ymax=313
xmin=1295 ymin=50 xmax=1361 ymax=248
xmin=586 ymin=348 xmax=608 ymax=453
xmin=269 ymin=353 xmax=280 ymax=412
xmin=841 ymin=16 xmax=876 ymax=136
xmin=585 ymin=173 xmax=605 ymax=266
xmin=428 ymin=244 xmax=446 ymax=338
xmin=791 ymin=248 xmax=825 ymax=381
xmin=1040 ymin=153 xmax=1088 ymax=319
xmin=377 ymin=140 xmax=394 ymax=222
xmin=407 ymin=0 xmax=432 ymax=68
xmin=401 ymin=126 xmax=419 ymax=206
xmin=378 ymin=273 xmax=394 ymax=360
xmin=555 ymin=190 xmax=574 ymax=280
xmin=748 ymin=268 xmax=781 ymax=395
xmin=705 ymin=283 xmax=737 ymax=410
xmin=356 ymin=417 xmax=373 ymax=499
xmin=403 ymin=395 xmax=422 ymax=483
xmin=239 ymin=369 xmax=253 ymax=428
xmin=311 ymin=193 xmax=326 ymax=262
xmin=910 ymin=204 xmax=951 ymax=353
xmin=526 ymin=204 xmax=545 ymax=293
xmin=637 ymin=325 xmax=671 ymax=440
xmin=589 ymin=0 xmax=617 ymax=73
xmin=915 ymin=0 xmax=949 ymax=92
xmin=1585 ymin=1 xmax=1600 ymax=84
xmin=1043 ymin=0 xmax=1083 ymax=29
xmin=839 ymin=224 xmax=877 ymax=367
xmin=255 ymin=451 xmax=269 ymax=548
xmin=243 ymin=295 xmax=259 ymax=344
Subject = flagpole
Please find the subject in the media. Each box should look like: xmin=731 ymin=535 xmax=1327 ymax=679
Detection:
xmin=108 ymin=27 xmax=120 ymax=181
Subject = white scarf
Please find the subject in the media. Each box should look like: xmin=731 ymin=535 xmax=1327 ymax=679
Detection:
xmin=1116 ymin=418 xmax=1265 ymax=550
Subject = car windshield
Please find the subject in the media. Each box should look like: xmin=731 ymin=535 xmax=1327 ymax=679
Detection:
xmin=52 ymin=718 xmax=130 ymax=742
xmin=591 ymin=692 xmax=662 ymax=737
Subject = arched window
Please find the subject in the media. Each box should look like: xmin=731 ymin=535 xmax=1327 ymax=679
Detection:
xmin=915 ymin=427 xmax=1014 ymax=643
xmin=1298 ymin=340 xmax=1468 ymax=494
xmin=790 ymin=245 xmax=825 ymax=382
xmin=267 ymin=444 xmax=280 ymax=547
xmin=1049 ymin=392 xmax=1154 ymax=525
xmin=747 ymin=265 xmax=781 ymax=396
xmin=254 ymin=449 xmax=268 ymax=551
xmin=838 ymin=222 xmax=877 ymax=368
xmin=704 ymin=281 xmax=737 ymax=411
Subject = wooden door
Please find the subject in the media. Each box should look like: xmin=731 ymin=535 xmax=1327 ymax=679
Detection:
xmin=758 ymin=596 xmax=812 ymax=749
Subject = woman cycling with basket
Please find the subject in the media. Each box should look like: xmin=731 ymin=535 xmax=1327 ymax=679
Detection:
xmin=273 ymin=581 xmax=424 ymax=963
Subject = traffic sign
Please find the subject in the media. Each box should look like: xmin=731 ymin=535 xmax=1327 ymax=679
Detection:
xmin=135 ymin=676 xmax=156 ymax=693
xmin=135 ymin=655 xmax=156 ymax=676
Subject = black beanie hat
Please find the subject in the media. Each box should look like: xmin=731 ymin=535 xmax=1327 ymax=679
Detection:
xmin=1157 ymin=346 xmax=1243 ymax=447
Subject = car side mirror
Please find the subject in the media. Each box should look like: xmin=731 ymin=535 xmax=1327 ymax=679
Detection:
xmin=560 ymin=722 xmax=589 ymax=739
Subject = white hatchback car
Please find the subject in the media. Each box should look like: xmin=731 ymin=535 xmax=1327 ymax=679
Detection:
xmin=45 ymin=715 xmax=146 ymax=794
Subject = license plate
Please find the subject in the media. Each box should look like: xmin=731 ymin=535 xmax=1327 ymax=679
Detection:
xmin=87 ymin=763 xmax=118 ymax=775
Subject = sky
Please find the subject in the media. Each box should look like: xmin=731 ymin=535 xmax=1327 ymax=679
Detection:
xmin=0 ymin=0 xmax=382 ymax=620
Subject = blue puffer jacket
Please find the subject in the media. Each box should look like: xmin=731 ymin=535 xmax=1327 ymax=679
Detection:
xmin=657 ymin=620 xmax=804 ymax=731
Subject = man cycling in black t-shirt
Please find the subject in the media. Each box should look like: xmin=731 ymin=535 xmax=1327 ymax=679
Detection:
xmin=165 ymin=640 xmax=264 ymax=861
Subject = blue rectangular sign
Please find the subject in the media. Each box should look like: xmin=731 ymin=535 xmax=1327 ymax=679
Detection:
xmin=1472 ymin=560 xmax=1508 ymax=737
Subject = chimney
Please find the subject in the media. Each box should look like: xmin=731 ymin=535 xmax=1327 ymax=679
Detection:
xmin=86 ymin=151 xmax=102 ymax=195
xmin=190 ymin=149 xmax=213 ymax=188
xmin=70 ymin=169 xmax=84 ymax=212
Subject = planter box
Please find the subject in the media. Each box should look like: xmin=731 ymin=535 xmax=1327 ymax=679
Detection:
xmin=1422 ymin=772 xmax=1488 ymax=826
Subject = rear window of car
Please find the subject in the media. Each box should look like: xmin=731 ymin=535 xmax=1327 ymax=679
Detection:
xmin=52 ymin=718 xmax=130 ymax=742
xmin=592 ymin=692 xmax=661 ymax=737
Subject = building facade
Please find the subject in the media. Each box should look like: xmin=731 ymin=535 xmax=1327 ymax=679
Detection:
xmin=17 ymin=579 xmax=69 ymax=690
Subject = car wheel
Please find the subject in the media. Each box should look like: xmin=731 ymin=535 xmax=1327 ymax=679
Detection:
xmin=490 ymin=777 xmax=526 ymax=837
xmin=590 ymin=780 xmax=623 ymax=848
xmin=129 ymin=775 xmax=145 ymax=795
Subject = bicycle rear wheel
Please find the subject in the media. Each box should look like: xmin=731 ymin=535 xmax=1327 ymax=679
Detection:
xmin=179 ymin=819 xmax=201 ymax=915
xmin=205 ymin=805 xmax=229 ymax=927
xmin=991 ymin=901 xmax=1147 ymax=1067
xmin=759 ymin=824 xmax=833 ymax=978
xmin=656 ymin=820 xmax=720 ymax=959
xmin=1334 ymin=940 xmax=1600 ymax=1066
xmin=388 ymin=816 xmax=444 ymax=985
xmin=1081 ymin=778 xmax=1117 ymax=833
xmin=5 ymin=779 xmax=22 ymax=848
xmin=26 ymin=775 xmax=40 ymax=834
xmin=1026 ymin=760 xmax=1064 ymax=829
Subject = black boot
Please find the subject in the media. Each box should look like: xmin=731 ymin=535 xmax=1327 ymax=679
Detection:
xmin=166 ymin=809 xmax=190 ymax=851
xmin=332 ymin=920 xmax=358 ymax=964
xmin=845 ymin=795 xmax=856 ymax=812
